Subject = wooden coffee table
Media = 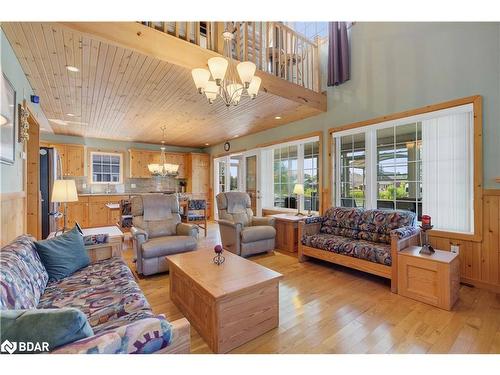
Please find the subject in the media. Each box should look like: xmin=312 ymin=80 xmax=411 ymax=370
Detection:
xmin=166 ymin=250 xmax=283 ymax=353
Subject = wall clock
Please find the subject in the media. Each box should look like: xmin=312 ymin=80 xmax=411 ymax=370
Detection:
xmin=223 ymin=141 xmax=230 ymax=152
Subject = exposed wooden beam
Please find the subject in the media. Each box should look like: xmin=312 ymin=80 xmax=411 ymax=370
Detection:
xmin=57 ymin=22 xmax=327 ymax=112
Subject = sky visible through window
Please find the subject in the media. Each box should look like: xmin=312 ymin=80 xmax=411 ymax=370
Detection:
xmin=284 ymin=22 xmax=328 ymax=41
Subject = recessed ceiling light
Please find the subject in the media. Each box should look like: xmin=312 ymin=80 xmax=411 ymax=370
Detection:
xmin=274 ymin=116 xmax=282 ymax=120
xmin=66 ymin=113 xmax=75 ymax=117
xmin=66 ymin=66 xmax=79 ymax=72
xmin=233 ymin=135 xmax=239 ymax=138
xmin=204 ymin=143 xmax=210 ymax=146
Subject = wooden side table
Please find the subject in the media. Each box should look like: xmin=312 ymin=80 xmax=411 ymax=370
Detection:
xmin=48 ymin=225 xmax=124 ymax=263
xmin=397 ymin=246 xmax=460 ymax=310
xmin=270 ymin=214 xmax=311 ymax=253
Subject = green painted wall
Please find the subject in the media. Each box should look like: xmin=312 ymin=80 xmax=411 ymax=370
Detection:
xmin=0 ymin=28 xmax=47 ymax=193
xmin=206 ymin=22 xmax=500 ymax=189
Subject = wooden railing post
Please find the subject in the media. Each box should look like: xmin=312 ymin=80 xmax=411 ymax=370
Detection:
xmin=213 ymin=22 xmax=225 ymax=54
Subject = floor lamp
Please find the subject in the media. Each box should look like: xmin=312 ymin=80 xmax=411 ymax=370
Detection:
xmin=51 ymin=179 xmax=78 ymax=234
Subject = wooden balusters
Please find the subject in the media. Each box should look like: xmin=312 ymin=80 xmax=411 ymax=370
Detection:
xmin=137 ymin=21 xmax=321 ymax=92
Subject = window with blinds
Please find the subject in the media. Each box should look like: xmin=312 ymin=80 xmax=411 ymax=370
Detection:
xmin=333 ymin=104 xmax=474 ymax=233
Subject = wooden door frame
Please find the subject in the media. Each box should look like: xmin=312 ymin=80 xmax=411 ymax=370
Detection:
xmin=24 ymin=101 xmax=41 ymax=239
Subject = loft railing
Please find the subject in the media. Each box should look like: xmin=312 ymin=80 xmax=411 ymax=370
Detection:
xmin=139 ymin=21 xmax=321 ymax=93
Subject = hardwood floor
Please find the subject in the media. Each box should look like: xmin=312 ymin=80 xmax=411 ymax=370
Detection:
xmin=123 ymin=223 xmax=500 ymax=354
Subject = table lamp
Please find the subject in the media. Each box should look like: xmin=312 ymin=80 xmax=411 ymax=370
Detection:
xmin=51 ymin=179 xmax=78 ymax=233
xmin=293 ymin=183 xmax=304 ymax=216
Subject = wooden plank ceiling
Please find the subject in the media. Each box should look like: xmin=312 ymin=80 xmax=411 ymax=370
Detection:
xmin=2 ymin=22 xmax=324 ymax=148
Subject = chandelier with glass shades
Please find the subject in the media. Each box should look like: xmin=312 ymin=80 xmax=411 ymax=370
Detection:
xmin=191 ymin=30 xmax=262 ymax=106
xmin=148 ymin=126 xmax=179 ymax=177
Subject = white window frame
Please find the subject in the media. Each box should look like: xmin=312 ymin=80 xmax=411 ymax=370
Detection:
xmin=89 ymin=151 xmax=124 ymax=185
xmin=262 ymin=135 xmax=320 ymax=214
xmin=332 ymin=103 xmax=475 ymax=234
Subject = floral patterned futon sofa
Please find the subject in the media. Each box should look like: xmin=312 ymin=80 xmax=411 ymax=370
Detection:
xmin=299 ymin=207 xmax=420 ymax=291
xmin=0 ymin=235 xmax=189 ymax=354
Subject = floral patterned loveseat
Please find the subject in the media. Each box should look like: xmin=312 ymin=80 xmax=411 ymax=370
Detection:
xmin=298 ymin=207 xmax=420 ymax=292
xmin=0 ymin=235 xmax=190 ymax=354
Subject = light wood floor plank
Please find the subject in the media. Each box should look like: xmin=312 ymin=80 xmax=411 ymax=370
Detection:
xmin=123 ymin=223 xmax=500 ymax=354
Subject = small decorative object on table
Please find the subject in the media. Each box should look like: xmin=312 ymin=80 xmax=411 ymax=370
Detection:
xmin=213 ymin=244 xmax=225 ymax=266
xmin=419 ymin=215 xmax=435 ymax=255
xmin=83 ymin=233 xmax=109 ymax=246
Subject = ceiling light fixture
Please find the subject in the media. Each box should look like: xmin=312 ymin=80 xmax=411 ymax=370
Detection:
xmin=66 ymin=113 xmax=75 ymax=117
xmin=274 ymin=116 xmax=282 ymax=120
xmin=192 ymin=30 xmax=261 ymax=107
xmin=147 ymin=126 xmax=179 ymax=177
xmin=66 ymin=66 xmax=79 ymax=72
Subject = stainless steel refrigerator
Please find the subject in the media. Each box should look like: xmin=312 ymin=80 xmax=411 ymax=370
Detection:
xmin=40 ymin=147 xmax=60 ymax=238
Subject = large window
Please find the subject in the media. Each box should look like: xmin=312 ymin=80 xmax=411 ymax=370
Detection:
xmin=376 ymin=122 xmax=422 ymax=219
xmin=90 ymin=152 xmax=123 ymax=184
xmin=333 ymin=104 xmax=474 ymax=234
xmin=267 ymin=137 xmax=320 ymax=212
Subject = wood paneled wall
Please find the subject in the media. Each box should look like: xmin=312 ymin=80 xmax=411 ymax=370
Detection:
xmin=1 ymin=192 xmax=26 ymax=247
xmin=428 ymin=190 xmax=500 ymax=292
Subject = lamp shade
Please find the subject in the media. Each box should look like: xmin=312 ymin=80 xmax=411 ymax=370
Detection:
xmin=246 ymin=76 xmax=261 ymax=98
xmin=191 ymin=68 xmax=210 ymax=92
xmin=237 ymin=61 xmax=256 ymax=87
xmin=207 ymin=57 xmax=228 ymax=83
xmin=293 ymin=183 xmax=304 ymax=195
xmin=51 ymin=179 xmax=78 ymax=203
xmin=204 ymin=80 xmax=219 ymax=103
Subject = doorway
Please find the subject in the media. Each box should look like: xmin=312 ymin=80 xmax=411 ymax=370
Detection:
xmin=25 ymin=104 xmax=41 ymax=239
xmin=213 ymin=151 xmax=262 ymax=218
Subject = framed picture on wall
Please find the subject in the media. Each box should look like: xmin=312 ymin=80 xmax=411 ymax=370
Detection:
xmin=1 ymin=73 xmax=16 ymax=165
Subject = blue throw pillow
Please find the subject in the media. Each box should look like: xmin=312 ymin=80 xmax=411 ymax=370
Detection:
xmin=0 ymin=308 xmax=93 ymax=353
xmin=35 ymin=227 xmax=90 ymax=281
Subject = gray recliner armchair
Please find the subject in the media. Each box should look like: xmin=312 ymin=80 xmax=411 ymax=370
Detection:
xmin=216 ymin=192 xmax=276 ymax=257
xmin=131 ymin=194 xmax=198 ymax=276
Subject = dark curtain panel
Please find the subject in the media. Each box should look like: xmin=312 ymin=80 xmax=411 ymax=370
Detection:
xmin=328 ymin=22 xmax=350 ymax=86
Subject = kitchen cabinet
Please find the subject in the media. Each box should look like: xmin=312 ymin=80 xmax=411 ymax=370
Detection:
xmin=88 ymin=201 xmax=110 ymax=227
xmin=186 ymin=153 xmax=211 ymax=218
xmin=129 ymin=149 xmax=152 ymax=178
xmin=46 ymin=143 xmax=85 ymax=177
xmin=65 ymin=145 xmax=85 ymax=176
xmin=66 ymin=200 xmax=89 ymax=228
xmin=187 ymin=153 xmax=210 ymax=197
xmin=129 ymin=149 xmax=187 ymax=179
xmin=61 ymin=195 xmax=129 ymax=228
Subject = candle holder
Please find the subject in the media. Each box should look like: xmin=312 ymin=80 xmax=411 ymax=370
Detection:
xmin=213 ymin=244 xmax=225 ymax=266
xmin=419 ymin=224 xmax=435 ymax=255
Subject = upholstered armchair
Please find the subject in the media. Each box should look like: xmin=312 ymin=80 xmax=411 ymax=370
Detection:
xmin=131 ymin=194 xmax=198 ymax=276
xmin=216 ymin=192 xmax=276 ymax=257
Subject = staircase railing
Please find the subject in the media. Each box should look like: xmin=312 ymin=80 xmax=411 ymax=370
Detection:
xmin=139 ymin=21 xmax=321 ymax=93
